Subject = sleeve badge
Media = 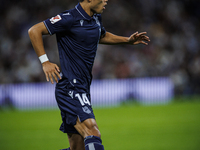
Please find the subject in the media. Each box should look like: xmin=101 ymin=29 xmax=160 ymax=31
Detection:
xmin=50 ymin=15 xmax=62 ymax=24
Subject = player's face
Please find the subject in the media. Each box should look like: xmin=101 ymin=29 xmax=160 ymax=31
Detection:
xmin=91 ymin=0 xmax=108 ymax=14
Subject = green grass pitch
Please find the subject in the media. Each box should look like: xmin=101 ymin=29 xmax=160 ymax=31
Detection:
xmin=0 ymin=101 xmax=200 ymax=150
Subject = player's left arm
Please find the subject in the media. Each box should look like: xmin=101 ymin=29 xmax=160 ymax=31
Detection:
xmin=99 ymin=31 xmax=150 ymax=45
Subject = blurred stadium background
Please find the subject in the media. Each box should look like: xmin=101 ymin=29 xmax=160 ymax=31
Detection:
xmin=0 ymin=0 xmax=200 ymax=150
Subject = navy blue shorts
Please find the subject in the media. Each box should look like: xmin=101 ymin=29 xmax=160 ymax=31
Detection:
xmin=55 ymin=78 xmax=95 ymax=134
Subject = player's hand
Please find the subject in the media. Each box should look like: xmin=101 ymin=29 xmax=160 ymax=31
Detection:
xmin=42 ymin=61 xmax=62 ymax=84
xmin=128 ymin=31 xmax=150 ymax=45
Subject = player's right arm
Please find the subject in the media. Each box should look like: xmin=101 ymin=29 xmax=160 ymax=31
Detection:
xmin=99 ymin=31 xmax=150 ymax=45
xmin=28 ymin=22 xmax=61 ymax=84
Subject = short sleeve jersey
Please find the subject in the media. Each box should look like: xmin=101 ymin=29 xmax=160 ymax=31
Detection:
xmin=44 ymin=3 xmax=106 ymax=85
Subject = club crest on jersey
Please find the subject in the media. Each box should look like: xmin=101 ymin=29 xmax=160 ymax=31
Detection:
xmin=50 ymin=15 xmax=62 ymax=24
xmin=82 ymin=106 xmax=91 ymax=114
xmin=80 ymin=20 xmax=84 ymax=26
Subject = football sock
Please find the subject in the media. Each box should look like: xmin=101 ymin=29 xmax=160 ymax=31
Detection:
xmin=84 ymin=135 xmax=104 ymax=150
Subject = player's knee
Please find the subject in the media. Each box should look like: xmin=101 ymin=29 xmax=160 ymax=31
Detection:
xmin=93 ymin=127 xmax=101 ymax=138
xmin=87 ymin=122 xmax=101 ymax=138
xmin=83 ymin=124 xmax=101 ymax=138
xmin=75 ymin=118 xmax=101 ymax=138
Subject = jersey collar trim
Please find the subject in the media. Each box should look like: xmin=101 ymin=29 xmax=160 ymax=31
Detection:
xmin=75 ymin=3 xmax=92 ymax=20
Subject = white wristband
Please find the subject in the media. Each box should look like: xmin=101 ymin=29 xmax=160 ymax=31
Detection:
xmin=39 ymin=54 xmax=49 ymax=63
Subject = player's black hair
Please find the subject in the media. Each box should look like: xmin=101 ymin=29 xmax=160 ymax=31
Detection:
xmin=78 ymin=0 xmax=84 ymax=2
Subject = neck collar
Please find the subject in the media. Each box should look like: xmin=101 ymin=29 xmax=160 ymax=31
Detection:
xmin=75 ymin=3 xmax=93 ymax=20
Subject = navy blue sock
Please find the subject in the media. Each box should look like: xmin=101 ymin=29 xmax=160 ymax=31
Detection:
xmin=84 ymin=136 xmax=104 ymax=150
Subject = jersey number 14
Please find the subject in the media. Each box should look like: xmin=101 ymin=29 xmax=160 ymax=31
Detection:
xmin=75 ymin=93 xmax=91 ymax=106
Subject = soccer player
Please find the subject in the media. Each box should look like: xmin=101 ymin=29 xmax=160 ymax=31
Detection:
xmin=28 ymin=0 xmax=150 ymax=150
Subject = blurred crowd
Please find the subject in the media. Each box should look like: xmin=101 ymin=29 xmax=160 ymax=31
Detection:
xmin=0 ymin=0 xmax=200 ymax=95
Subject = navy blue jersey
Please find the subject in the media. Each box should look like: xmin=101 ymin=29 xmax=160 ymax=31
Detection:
xmin=44 ymin=3 xmax=106 ymax=86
